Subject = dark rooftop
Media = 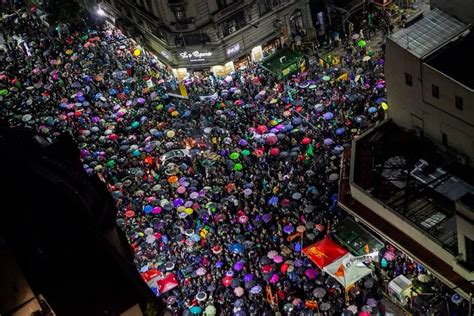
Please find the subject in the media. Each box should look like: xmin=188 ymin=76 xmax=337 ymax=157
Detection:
xmin=351 ymin=121 xmax=474 ymax=254
xmin=425 ymin=32 xmax=474 ymax=89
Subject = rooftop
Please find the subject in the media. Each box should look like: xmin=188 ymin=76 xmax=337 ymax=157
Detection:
xmin=390 ymin=8 xmax=468 ymax=58
xmin=350 ymin=121 xmax=474 ymax=254
xmin=338 ymin=133 xmax=474 ymax=299
xmin=425 ymin=32 xmax=474 ymax=89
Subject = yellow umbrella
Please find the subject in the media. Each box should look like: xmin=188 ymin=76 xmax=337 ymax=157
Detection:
xmin=171 ymin=111 xmax=179 ymax=117
xmin=66 ymin=49 xmax=73 ymax=55
xmin=166 ymin=130 xmax=175 ymax=138
xmin=381 ymin=102 xmax=389 ymax=111
xmin=177 ymin=206 xmax=186 ymax=213
xmin=270 ymin=99 xmax=278 ymax=104
xmin=185 ymin=208 xmax=193 ymax=215
xmin=133 ymin=49 xmax=141 ymax=56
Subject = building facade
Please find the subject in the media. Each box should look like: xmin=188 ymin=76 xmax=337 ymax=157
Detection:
xmin=90 ymin=0 xmax=314 ymax=77
xmin=385 ymin=8 xmax=474 ymax=164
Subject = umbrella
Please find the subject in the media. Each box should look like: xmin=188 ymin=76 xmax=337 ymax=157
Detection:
xmin=292 ymin=192 xmax=302 ymax=200
xmin=283 ymin=224 xmax=294 ymax=234
xmin=262 ymin=214 xmax=272 ymax=223
xmin=190 ymin=306 xmax=203 ymax=314
xmin=368 ymin=106 xmax=377 ymax=114
xmin=417 ymin=274 xmax=431 ymax=283
xmin=324 ymin=138 xmax=334 ymax=145
xmin=323 ymin=112 xmax=334 ymax=120
xmin=357 ymin=40 xmax=367 ymax=47
xmin=250 ymin=285 xmax=262 ymax=294
xmin=313 ymin=287 xmax=326 ymax=298
xmin=196 ymin=267 xmax=207 ymax=276
xmin=301 ymin=137 xmax=311 ymax=145
xmin=234 ymin=287 xmax=244 ymax=297
xmin=322 ymin=75 xmax=330 ymax=81
xmin=230 ymin=152 xmax=240 ymax=160
xmin=451 ymin=293 xmax=463 ymax=304
xmin=267 ymin=250 xmax=278 ymax=259
xmin=336 ymin=127 xmax=346 ymax=135
xmin=320 ymin=302 xmax=331 ymax=311
xmin=304 ymin=268 xmax=318 ymax=279
xmin=233 ymin=261 xmax=244 ymax=271
xmin=269 ymin=274 xmax=279 ymax=283
xmin=244 ymin=274 xmax=254 ymax=282
xmin=204 ymin=306 xmax=216 ymax=316
xmin=229 ymin=243 xmax=244 ymax=254
xmin=362 ymin=55 xmax=371 ymax=61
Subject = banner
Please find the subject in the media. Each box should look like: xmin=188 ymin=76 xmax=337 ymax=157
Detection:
xmin=342 ymin=251 xmax=378 ymax=269
xmin=302 ymin=236 xmax=348 ymax=269
xmin=157 ymin=273 xmax=179 ymax=294
xmin=160 ymin=149 xmax=190 ymax=165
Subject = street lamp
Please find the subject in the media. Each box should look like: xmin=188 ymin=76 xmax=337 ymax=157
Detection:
xmin=96 ymin=8 xmax=106 ymax=16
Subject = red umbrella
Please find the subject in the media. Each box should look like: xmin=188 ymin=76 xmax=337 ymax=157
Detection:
xmin=141 ymin=269 xmax=161 ymax=282
xmin=262 ymin=265 xmax=273 ymax=273
xmin=256 ymin=125 xmax=268 ymax=134
xmin=265 ymin=135 xmax=278 ymax=145
xmin=125 ymin=210 xmax=135 ymax=218
xmin=270 ymin=148 xmax=280 ymax=156
xmin=301 ymin=137 xmax=311 ymax=145
xmin=223 ymin=276 xmax=232 ymax=287
xmin=253 ymin=149 xmax=264 ymax=157
xmin=144 ymin=156 xmax=153 ymax=165
xmin=108 ymin=133 xmax=119 ymax=141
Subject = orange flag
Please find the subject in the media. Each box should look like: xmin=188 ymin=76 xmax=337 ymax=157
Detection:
xmin=364 ymin=243 xmax=370 ymax=254
xmin=335 ymin=264 xmax=345 ymax=277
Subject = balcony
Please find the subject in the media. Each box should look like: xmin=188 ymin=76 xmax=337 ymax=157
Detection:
xmin=168 ymin=0 xmax=186 ymax=7
xmin=212 ymin=0 xmax=253 ymax=22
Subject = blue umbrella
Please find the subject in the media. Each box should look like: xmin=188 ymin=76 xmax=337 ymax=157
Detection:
xmin=323 ymin=112 xmax=334 ymax=120
xmin=376 ymin=97 xmax=387 ymax=104
xmin=335 ymin=127 xmax=346 ymax=135
xmin=229 ymin=243 xmax=244 ymax=254
xmin=292 ymin=117 xmax=303 ymax=125
xmin=268 ymin=196 xmax=279 ymax=206
xmin=368 ymin=107 xmax=377 ymax=113
xmin=143 ymin=205 xmax=153 ymax=214
xmin=190 ymin=306 xmax=203 ymax=314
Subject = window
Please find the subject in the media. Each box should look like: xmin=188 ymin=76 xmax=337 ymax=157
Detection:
xmin=217 ymin=0 xmax=237 ymax=9
xmin=258 ymin=0 xmax=279 ymax=16
xmin=441 ymin=132 xmax=448 ymax=146
xmin=455 ymin=96 xmax=463 ymax=110
xmin=222 ymin=12 xmax=245 ymax=37
xmin=404 ymin=72 xmax=412 ymax=86
xmin=290 ymin=10 xmax=305 ymax=36
xmin=173 ymin=6 xmax=187 ymax=23
xmin=432 ymin=84 xmax=439 ymax=99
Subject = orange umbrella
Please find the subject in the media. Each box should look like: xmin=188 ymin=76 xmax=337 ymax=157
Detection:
xmin=168 ymin=175 xmax=178 ymax=183
xmin=144 ymin=156 xmax=153 ymax=165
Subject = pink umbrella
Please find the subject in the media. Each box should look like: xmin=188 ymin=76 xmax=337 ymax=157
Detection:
xmin=152 ymin=207 xmax=162 ymax=214
xmin=239 ymin=215 xmax=249 ymax=224
xmin=270 ymin=147 xmax=280 ymax=156
xmin=273 ymin=255 xmax=283 ymax=263
xmin=177 ymin=186 xmax=186 ymax=194
xmin=384 ymin=251 xmax=396 ymax=261
xmin=234 ymin=287 xmax=244 ymax=297
xmin=269 ymin=274 xmax=279 ymax=284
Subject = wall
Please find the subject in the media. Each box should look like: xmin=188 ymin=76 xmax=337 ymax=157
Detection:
xmin=455 ymin=200 xmax=474 ymax=281
xmin=385 ymin=38 xmax=424 ymax=131
xmin=431 ymin=0 xmax=474 ymax=25
xmin=385 ymin=38 xmax=474 ymax=163
xmin=420 ymin=63 xmax=474 ymax=161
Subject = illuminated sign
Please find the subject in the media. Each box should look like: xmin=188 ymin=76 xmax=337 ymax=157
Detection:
xmin=226 ymin=43 xmax=240 ymax=56
xmin=180 ymin=51 xmax=213 ymax=59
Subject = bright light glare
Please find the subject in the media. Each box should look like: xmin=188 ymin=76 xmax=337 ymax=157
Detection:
xmin=97 ymin=8 xmax=106 ymax=16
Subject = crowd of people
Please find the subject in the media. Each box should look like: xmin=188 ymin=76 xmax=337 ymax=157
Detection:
xmin=1 ymin=2 xmax=391 ymax=315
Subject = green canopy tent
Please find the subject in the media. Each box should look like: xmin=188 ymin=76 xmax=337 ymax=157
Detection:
xmin=260 ymin=48 xmax=305 ymax=80
xmin=332 ymin=217 xmax=384 ymax=256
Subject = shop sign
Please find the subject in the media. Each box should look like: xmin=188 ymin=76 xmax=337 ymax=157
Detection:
xmin=226 ymin=43 xmax=240 ymax=56
xmin=180 ymin=51 xmax=213 ymax=59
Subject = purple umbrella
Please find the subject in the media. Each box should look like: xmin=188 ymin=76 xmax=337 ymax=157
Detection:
xmin=234 ymin=261 xmax=244 ymax=271
xmin=323 ymin=112 xmax=334 ymax=120
xmin=137 ymin=97 xmax=146 ymax=104
xmin=243 ymin=188 xmax=252 ymax=196
xmin=324 ymin=138 xmax=334 ymax=146
xmin=173 ymin=198 xmax=185 ymax=207
xmin=335 ymin=127 xmax=346 ymax=135
xmin=250 ymin=285 xmax=262 ymax=294
xmin=268 ymin=196 xmax=279 ymax=206
xmin=305 ymin=268 xmax=318 ymax=279
xmin=244 ymin=274 xmax=254 ymax=282
xmin=239 ymin=139 xmax=248 ymax=146
xmin=216 ymin=261 xmax=224 ymax=268
xmin=283 ymin=224 xmax=294 ymax=234
xmin=262 ymin=214 xmax=272 ymax=223
xmin=269 ymin=274 xmax=279 ymax=284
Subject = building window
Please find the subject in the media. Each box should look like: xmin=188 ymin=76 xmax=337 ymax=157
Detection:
xmin=455 ymin=96 xmax=463 ymax=111
xmin=432 ymin=84 xmax=439 ymax=99
xmin=290 ymin=10 xmax=305 ymax=37
xmin=258 ymin=0 xmax=280 ymax=16
xmin=172 ymin=6 xmax=187 ymax=23
xmin=222 ymin=12 xmax=245 ymax=37
xmin=217 ymin=0 xmax=237 ymax=10
xmin=441 ymin=132 xmax=448 ymax=146
xmin=404 ymin=72 xmax=412 ymax=86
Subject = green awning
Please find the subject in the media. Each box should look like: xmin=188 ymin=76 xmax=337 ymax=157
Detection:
xmin=261 ymin=48 xmax=305 ymax=79
xmin=332 ymin=217 xmax=385 ymax=256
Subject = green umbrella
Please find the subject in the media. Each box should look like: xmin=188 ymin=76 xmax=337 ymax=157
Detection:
xmin=82 ymin=35 xmax=89 ymax=41
xmin=357 ymin=40 xmax=366 ymax=47
xmin=155 ymin=104 xmax=163 ymax=110
xmin=234 ymin=163 xmax=243 ymax=171
xmin=131 ymin=121 xmax=140 ymax=128
xmin=230 ymin=152 xmax=240 ymax=160
xmin=0 ymin=89 xmax=8 ymax=96
xmin=107 ymin=160 xmax=115 ymax=168
xmin=241 ymin=149 xmax=250 ymax=156
xmin=322 ymin=76 xmax=330 ymax=81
